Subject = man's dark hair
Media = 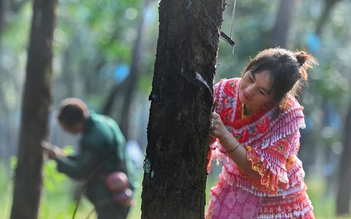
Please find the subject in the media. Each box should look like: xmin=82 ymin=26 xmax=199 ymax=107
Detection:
xmin=56 ymin=98 xmax=89 ymax=127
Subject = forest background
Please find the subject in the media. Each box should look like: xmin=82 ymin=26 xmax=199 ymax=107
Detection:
xmin=1 ymin=0 xmax=351 ymax=218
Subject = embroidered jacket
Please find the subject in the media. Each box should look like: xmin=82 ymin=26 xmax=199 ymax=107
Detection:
xmin=209 ymin=78 xmax=307 ymax=197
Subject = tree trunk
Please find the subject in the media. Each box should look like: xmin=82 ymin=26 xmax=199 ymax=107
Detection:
xmin=315 ymin=0 xmax=340 ymax=35
xmin=102 ymin=0 xmax=150 ymax=139
xmin=141 ymin=0 xmax=225 ymax=218
xmin=114 ymin=0 xmax=149 ymax=139
xmin=336 ymin=97 xmax=351 ymax=216
xmin=269 ymin=0 xmax=296 ymax=48
xmin=10 ymin=0 xmax=57 ymax=218
xmin=0 ymin=0 xmax=7 ymax=44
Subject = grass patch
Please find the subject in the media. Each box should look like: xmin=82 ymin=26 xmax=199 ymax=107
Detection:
xmin=129 ymin=175 xmax=350 ymax=219
xmin=0 ymin=160 xmax=349 ymax=219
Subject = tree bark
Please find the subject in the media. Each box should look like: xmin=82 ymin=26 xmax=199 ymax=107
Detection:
xmin=141 ymin=0 xmax=225 ymax=218
xmin=10 ymin=0 xmax=57 ymax=218
xmin=336 ymin=97 xmax=351 ymax=216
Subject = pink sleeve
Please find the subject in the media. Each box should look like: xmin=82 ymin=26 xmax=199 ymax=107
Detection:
xmin=244 ymin=131 xmax=300 ymax=194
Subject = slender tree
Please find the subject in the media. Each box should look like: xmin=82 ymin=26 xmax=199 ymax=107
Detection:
xmin=336 ymin=96 xmax=351 ymax=216
xmin=315 ymin=0 xmax=341 ymax=36
xmin=102 ymin=0 xmax=150 ymax=139
xmin=141 ymin=0 xmax=226 ymax=218
xmin=0 ymin=0 xmax=7 ymax=44
xmin=10 ymin=0 xmax=57 ymax=218
xmin=269 ymin=0 xmax=297 ymax=48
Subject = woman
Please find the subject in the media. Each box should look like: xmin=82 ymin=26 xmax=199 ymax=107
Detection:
xmin=206 ymin=48 xmax=317 ymax=219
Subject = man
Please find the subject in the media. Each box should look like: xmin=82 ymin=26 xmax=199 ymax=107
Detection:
xmin=42 ymin=98 xmax=136 ymax=219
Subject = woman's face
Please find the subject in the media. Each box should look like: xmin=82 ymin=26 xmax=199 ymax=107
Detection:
xmin=239 ymin=70 xmax=275 ymax=112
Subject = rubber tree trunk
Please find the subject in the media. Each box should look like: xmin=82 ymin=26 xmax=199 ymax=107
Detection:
xmin=336 ymin=97 xmax=351 ymax=216
xmin=316 ymin=0 xmax=340 ymax=35
xmin=269 ymin=0 xmax=296 ymax=48
xmin=0 ymin=0 xmax=7 ymax=44
xmin=10 ymin=0 xmax=57 ymax=218
xmin=102 ymin=0 xmax=150 ymax=139
xmin=115 ymin=0 xmax=149 ymax=139
xmin=141 ymin=0 xmax=226 ymax=218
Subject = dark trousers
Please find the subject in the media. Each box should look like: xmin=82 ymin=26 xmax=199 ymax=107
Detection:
xmin=85 ymin=178 xmax=131 ymax=219
xmin=95 ymin=201 xmax=131 ymax=219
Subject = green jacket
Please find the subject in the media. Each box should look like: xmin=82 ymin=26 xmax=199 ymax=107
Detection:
xmin=56 ymin=112 xmax=136 ymax=203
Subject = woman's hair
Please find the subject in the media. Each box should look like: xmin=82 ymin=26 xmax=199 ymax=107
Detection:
xmin=242 ymin=47 xmax=317 ymax=112
xmin=56 ymin=98 xmax=89 ymax=127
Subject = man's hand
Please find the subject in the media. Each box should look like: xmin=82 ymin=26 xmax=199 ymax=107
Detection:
xmin=41 ymin=141 xmax=63 ymax=160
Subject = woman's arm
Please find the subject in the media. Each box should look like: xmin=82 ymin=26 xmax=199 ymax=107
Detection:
xmin=210 ymin=112 xmax=260 ymax=179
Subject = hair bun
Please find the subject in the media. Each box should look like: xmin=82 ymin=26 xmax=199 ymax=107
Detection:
xmin=295 ymin=51 xmax=307 ymax=67
xmin=293 ymin=50 xmax=318 ymax=81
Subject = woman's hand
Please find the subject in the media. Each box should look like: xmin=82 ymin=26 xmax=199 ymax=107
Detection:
xmin=209 ymin=112 xmax=230 ymax=140
xmin=209 ymin=113 xmax=260 ymax=179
